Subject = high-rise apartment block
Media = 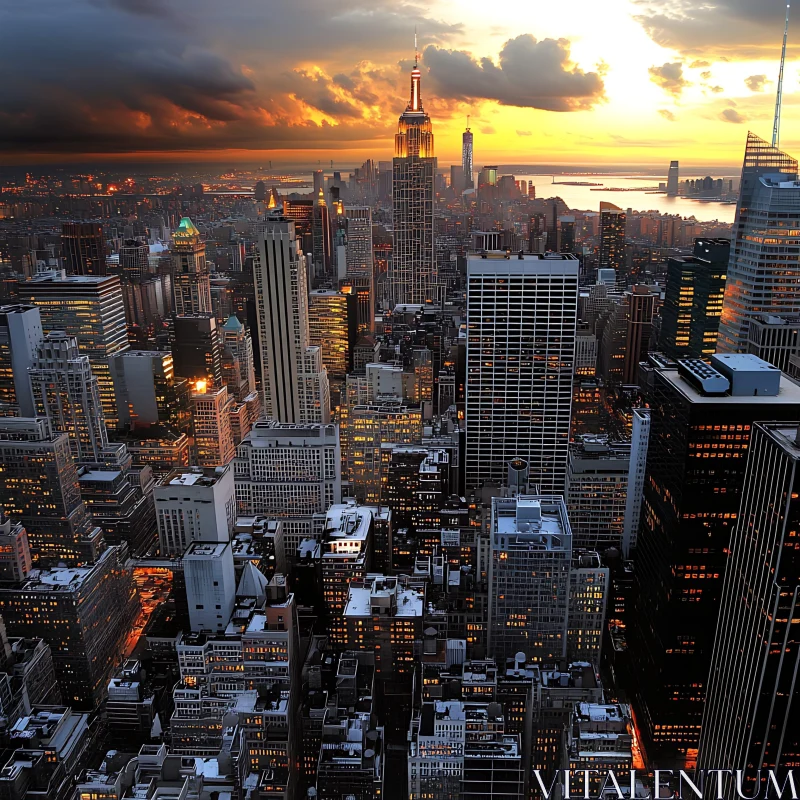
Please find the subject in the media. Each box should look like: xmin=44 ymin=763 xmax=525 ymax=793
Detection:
xmin=699 ymin=421 xmax=800 ymax=787
xmin=465 ymin=253 xmax=578 ymax=494
xmin=172 ymin=217 xmax=212 ymax=317
xmin=18 ymin=273 xmax=129 ymax=427
xmin=61 ymin=222 xmax=106 ymax=276
xmin=0 ymin=303 xmax=42 ymax=417
xmin=631 ymin=353 xmax=800 ymax=763
xmin=391 ymin=59 xmax=438 ymax=306
xmin=660 ymin=238 xmax=729 ymax=361
xmin=254 ymin=218 xmax=330 ymax=423
xmin=718 ymin=134 xmax=800 ymax=352
xmin=154 ymin=465 xmax=235 ymax=557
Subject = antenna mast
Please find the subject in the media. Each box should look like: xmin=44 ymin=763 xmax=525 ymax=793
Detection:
xmin=773 ymin=3 xmax=791 ymax=147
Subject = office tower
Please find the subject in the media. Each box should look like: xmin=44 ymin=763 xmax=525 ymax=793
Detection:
xmin=254 ymin=218 xmax=330 ymax=423
xmin=341 ymin=206 xmax=374 ymax=333
xmin=667 ymin=160 xmax=680 ymax=196
xmin=234 ymin=419 xmax=341 ymax=553
xmin=221 ymin=314 xmax=256 ymax=400
xmin=191 ymin=383 xmax=235 ymax=467
xmin=391 ymin=56 xmax=438 ymax=306
xmin=450 ymin=163 xmax=465 ymax=195
xmin=308 ymin=290 xmax=350 ymax=403
xmin=0 ymin=509 xmax=32 ymax=582
xmin=559 ymin=215 xmax=577 ymax=253
xmin=719 ymin=134 xmax=800 ymax=352
xmin=599 ymin=204 xmax=626 ymax=273
xmin=313 ymin=168 xmax=324 ymax=196
xmin=698 ymin=422 xmax=800 ymax=786
xmin=596 ymin=268 xmax=616 ymax=287
xmin=630 ymin=354 xmax=800 ymax=764
xmin=61 ymin=221 xmax=106 ymax=276
xmin=29 ymin=331 xmax=109 ymax=463
xmin=282 ymin=199 xmax=314 ymax=256
xmin=0 ymin=303 xmax=42 ymax=416
xmin=111 ymin=350 xmax=189 ymax=431
xmin=0 ymin=545 xmax=139 ymax=708
xmin=567 ymin=550 xmax=609 ymax=664
xmin=463 ymin=121 xmax=474 ymax=189
xmin=660 ymin=238 xmax=730 ymax=360
xmin=0 ymin=417 xmax=102 ymax=564
xmin=343 ymin=575 xmax=423 ymax=682
xmin=622 ymin=407 xmax=649 ymax=558
xmin=622 ymin=286 xmax=657 ymax=384
xmin=172 ymin=217 xmax=212 ymax=316
xmin=566 ymin=436 xmax=630 ymax=552
xmin=348 ymin=401 xmax=423 ymax=503
xmin=312 ymin=190 xmax=333 ymax=280
xmin=575 ymin=325 xmax=598 ymax=377
xmin=488 ymin=496 xmax=573 ymax=664
xmin=465 ymin=252 xmax=578 ymax=494
xmin=746 ymin=314 xmax=800 ymax=371
xmin=154 ymin=465 xmax=235 ymax=557
xmin=18 ymin=273 xmax=129 ymax=427
xmin=119 ymin=238 xmax=150 ymax=279
xmin=171 ymin=314 xmax=223 ymax=388
xmin=183 ymin=541 xmax=236 ymax=633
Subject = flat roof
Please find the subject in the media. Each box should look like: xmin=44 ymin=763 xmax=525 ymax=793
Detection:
xmin=660 ymin=367 xmax=800 ymax=405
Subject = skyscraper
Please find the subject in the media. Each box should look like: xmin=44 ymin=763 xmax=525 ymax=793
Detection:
xmin=599 ymin=204 xmax=626 ymax=274
xmin=171 ymin=314 xmax=223 ymax=389
xmin=630 ymin=354 xmax=800 ymax=764
xmin=622 ymin=286 xmax=657 ymax=385
xmin=172 ymin=217 xmax=212 ymax=317
xmin=0 ymin=303 xmax=42 ymax=417
xmin=29 ymin=331 xmax=109 ymax=463
xmin=341 ymin=205 xmax=374 ymax=333
xmin=0 ymin=417 xmax=102 ymax=564
xmin=698 ymin=421 xmax=800 ymax=787
xmin=119 ymin=239 xmax=151 ymax=280
xmin=18 ymin=273 xmax=129 ymax=428
xmin=462 ymin=121 xmax=474 ymax=190
xmin=254 ymin=218 xmax=330 ymax=423
xmin=488 ymin=496 xmax=573 ymax=664
xmin=391 ymin=54 xmax=438 ymax=306
xmin=718 ymin=133 xmax=800 ymax=352
xmin=465 ymin=252 xmax=578 ymax=494
xmin=61 ymin=222 xmax=106 ymax=276
xmin=311 ymin=190 xmax=333 ymax=282
xmin=221 ymin=314 xmax=256 ymax=401
xmin=660 ymin=238 xmax=729 ymax=361
xmin=191 ymin=383 xmax=235 ymax=467
xmin=308 ymin=290 xmax=350 ymax=405
xmin=667 ymin=160 xmax=679 ymax=196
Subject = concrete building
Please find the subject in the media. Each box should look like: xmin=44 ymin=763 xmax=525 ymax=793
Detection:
xmin=566 ymin=436 xmax=631 ymax=552
xmin=172 ymin=217 xmax=212 ymax=317
xmin=391 ymin=58 xmax=439 ymax=306
xmin=154 ymin=465 xmax=235 ymax=557
xmin=488 ymin=496 xmax=573 ymax=665
xmin=62 ymin=221 xmax=106 ymax=276
xmin=622 ymin=408 xmax=650 ymax=558
xmin=745 ymin=313 xmax=800 ymax=371
xmin=191 ymin=383 xmax=235 ymax=467
xmin=466 ymin=253 xmax=578 ymax=494
xmin=183 ymin=541 xmax=237 ymax=633
xmin=562 ymin=703 xmax=633 ymax=778
xmin=0 ymin=546 xmax=139 ymax=708
xmin=254 ymin=217 xmax=330 ymax=423
xmin=0 ymin=303 xmax=42 ymax=417
xmin=567 ymin=551 xmax=609 ymax=665
xmin=233 ymin=420 xmax=341 ymax=554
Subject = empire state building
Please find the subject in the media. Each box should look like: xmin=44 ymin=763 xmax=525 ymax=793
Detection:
xmin=391 ymin=54 xmax=440 ymax=306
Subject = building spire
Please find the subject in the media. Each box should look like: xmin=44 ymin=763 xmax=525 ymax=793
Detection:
xmin=408 ymin=30 xmax=422 ymax=112
xmin=773 ymin=3 xmax=790 ymax=147
xmin=466 ymin=114 xmax=470 ymax=132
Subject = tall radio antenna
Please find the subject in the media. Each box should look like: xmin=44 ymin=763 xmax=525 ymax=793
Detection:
xmin=773 ymin=3 xmax=791 ymax=148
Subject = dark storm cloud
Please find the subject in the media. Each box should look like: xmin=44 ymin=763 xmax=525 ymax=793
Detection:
xmin=0 ymin=0 xmax=459 ymax=156
xmin=648 ymin=62 xmax=690 ymax=96
xmin=634 ymin=0 xmax=794 ymax=58
xmin=424 ymin=35 xmax=605 ymax=112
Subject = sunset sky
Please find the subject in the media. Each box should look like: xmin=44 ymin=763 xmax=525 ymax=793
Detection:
xmin=0 ymin=0 xmax=797 ymax=167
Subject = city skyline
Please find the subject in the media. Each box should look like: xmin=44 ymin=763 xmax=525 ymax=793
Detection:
xmin=2 ymin=0 xmax=799 ymax=167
